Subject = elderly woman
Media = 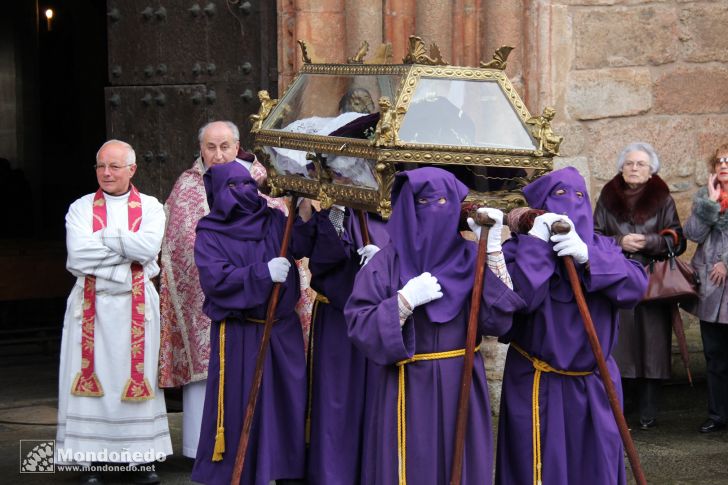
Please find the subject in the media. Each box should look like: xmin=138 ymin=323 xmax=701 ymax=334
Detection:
xmin=593 ymin=142 xmax=685 ymax=430
xmin=683 ymin=143 xmax=728 ymax=434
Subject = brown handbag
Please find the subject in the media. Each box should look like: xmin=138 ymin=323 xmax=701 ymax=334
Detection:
xmin=642 ymin=229 xmax=700 ymax=303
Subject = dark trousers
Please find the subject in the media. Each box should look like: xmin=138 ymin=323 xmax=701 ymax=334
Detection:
xmin=700 ymin=321 xmax=728 ymax=423
xmin=640 ymin=378 xmax=661 ymax=421
xmin=623 ymin=377 xmax=662 ymax=421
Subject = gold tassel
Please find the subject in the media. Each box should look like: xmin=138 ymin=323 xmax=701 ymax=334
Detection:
xmin=212 ymin=426 xmax=225 ymax=461
xmin=212 ymin=320 xmax=226 ymax=462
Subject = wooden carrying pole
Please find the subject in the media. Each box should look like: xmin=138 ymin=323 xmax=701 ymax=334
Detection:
xmin=231 ymin=195 xmax=299 ymax=485
xmin=450 ymin=211 xmax=494 ymax=485
xmin=357 ymin=209 xmax=371 ymax=246
xmin=551 ymin=220 xmax=647 ymax=485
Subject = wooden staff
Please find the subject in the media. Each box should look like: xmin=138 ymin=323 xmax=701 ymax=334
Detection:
xmin=450 ymin=211 xmax=494 ymax=485
xmin=551 ymin=220 xmax=647 ymax=485
xmin=357 ymin=209 xmax=371 ymax=246
xmin=231 ymin=195 xmax=299 ymax=485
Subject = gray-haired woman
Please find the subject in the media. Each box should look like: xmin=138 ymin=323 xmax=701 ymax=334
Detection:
xmin=594 ymin=142 xmax=685 ymax=430
xmin=684 ymin=142 xmax=728 ymax=434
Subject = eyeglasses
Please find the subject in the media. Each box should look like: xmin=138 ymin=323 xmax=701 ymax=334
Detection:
xmin=623 ymin=161 xmax=649 ymax=169
xmin=94 ymin=163 xmax=133 ymax=172
xmin=715 ymin=157 xmax=728 ymax=166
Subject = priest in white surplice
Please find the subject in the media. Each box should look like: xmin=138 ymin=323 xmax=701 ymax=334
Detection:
xmin=56 ymin=140 xmax=172 ymax=483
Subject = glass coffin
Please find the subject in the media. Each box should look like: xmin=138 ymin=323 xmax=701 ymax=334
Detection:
xmin=251 ymin=41 xmax=560 ymax=218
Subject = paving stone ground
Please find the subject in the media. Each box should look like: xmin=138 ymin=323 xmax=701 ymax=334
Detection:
xmin=1 ymin=346 xmax=726 ymax=484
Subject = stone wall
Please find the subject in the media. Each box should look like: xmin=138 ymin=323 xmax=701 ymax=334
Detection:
xmin=548 ymin=1 xmax=728 ymax=213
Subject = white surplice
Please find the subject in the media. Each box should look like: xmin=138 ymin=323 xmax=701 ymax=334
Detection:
xmin=56 ymin=190 xmax=173 ymax=464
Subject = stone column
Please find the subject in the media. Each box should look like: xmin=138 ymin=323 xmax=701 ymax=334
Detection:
xmin=415 ymin=0 xmax=452 ymax=61
xmin=345 ymin=0 xmax=383 ymax=60
xmin=384 ymin=0 xmax=416 ymax=63
xmin=521 ymin=0 xmax=550 ymax=110
xmin=278 ymin=0 xmax=297 ymax=91
xmin=482 ymin=0 xmax=525 ymax=88
xmin=294 ymin=0 xmax=346 ymax=67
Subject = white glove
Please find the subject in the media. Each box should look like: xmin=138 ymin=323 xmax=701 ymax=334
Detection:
xmin=467 ymin=207 xmax=504 ymax=253
xmin=550 ymin=217 xmax=589 ymax=264
xmin=398 ymin=272 xmax=443 ymax=309
xmin=528 ymin=212 xmax=563 ymax=242
xmin=357 ymin=244 xmax=381 ymax=266
xmin=267 ymin=257 xmax=291 ymax=283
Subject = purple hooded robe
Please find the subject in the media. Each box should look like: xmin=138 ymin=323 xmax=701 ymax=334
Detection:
xmin=191 ymin=163 xmax=307 ymax=485
xmin=495 ymin=167 xmax=648 ymax=485
xmin=294 ymin=208 xmax=389 ymax=485
xmin=344 ymin=167 xmax=525 ymax=485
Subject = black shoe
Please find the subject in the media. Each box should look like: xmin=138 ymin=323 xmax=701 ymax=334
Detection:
xmin=699 ymin=418 xmax=726 ymax=433
xmin=79 ymin=472 xmax=103 ymax=485
xmin=639 ymin=418 xmax=657 ymax=430
xmin=133 ymin=470 xmax=160 ymax=484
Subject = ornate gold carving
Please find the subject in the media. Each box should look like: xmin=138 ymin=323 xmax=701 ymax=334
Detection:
xmin=373 ymin=97 xmax=406 ymax=147
xmin=402 ymin=36 xmax=447 ymax=65
xmin=367 ymin=43 xmax=393 ymax=64
xmin=270 ymin=174 xmax=320 ymax=198
xmin=249 ymin=90 xmax=278 ymax=132
xmin=299 ymin=63 xmax=408 ymax=76
xmin=297 ymin=40 xmax=319 ymax=64
xmin=316 ymin=187 xmax=334 ymax=209
xmin=480 ymin=46 xmax=515 ymax=70
xmin=266 ymin=178 xmax=284 ymax=197
xmin=526 ymin=107 xmax=563 ymax=156
xmin=377 ymin=148 xmax=553 ymax=170
xmin=374 ymin=161 xmax=396 ymax=219
xmin=464 ymin=190 xmax=527 ymax=213
xmin=347 ymin=41 xmax=369 ymax=64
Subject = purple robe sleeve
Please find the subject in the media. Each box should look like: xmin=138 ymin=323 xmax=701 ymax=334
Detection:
xmin=290 ymin=215 xmax=317 ymax=259
xmin=505 ymin=233 xmax=646 ymax=312
xmin=344 ymin=250 xmax=415 ymax=365
xmin=309 ymin=211 xmax=354 ymax=274
xmin=504 ymin=234 xmax=557 ymax=313
xmin=582 ymin=235 xmax=648 ymax=309
xmin=194 ymin=231 xmax=274 ymax=312
xmin=478 ymin=269 xmax=525 ymax=336
xmin=308 ymin=211 xmax=363 ymax=309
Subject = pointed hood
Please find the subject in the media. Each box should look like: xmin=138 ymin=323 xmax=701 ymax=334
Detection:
xmin=387 ymin=167 xmax=475 ymax=322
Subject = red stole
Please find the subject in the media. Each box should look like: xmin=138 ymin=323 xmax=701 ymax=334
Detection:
xmin=71 ymin=186 xmax=154 ymax=401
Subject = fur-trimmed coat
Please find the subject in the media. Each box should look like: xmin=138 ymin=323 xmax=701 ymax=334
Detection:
xmin=594 ymin=174 xmax=685 ymax=264
xmin=684 ymin=186 xmax=728 ymax=323
xmin=594 ymin=174 xmax=684 ymax=379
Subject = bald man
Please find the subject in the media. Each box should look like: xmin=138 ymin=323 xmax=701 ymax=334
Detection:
xmin=56 ymin=140 xmax=171 ymax=484
xmin=158 ymin=121 xmax=314 ymax=459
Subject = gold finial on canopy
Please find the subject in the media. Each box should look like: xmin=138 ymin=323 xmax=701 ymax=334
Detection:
xmin=403 ymin=36 xmax=447 ymax=65
xmin=347 ymin=41 xmax=369 ymax=64
xmin=480 ymin=46 xmax=515 ymax=70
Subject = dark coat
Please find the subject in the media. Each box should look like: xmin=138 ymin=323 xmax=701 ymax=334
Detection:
xmin=594 ymin=174 xmax=684 ymax=379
